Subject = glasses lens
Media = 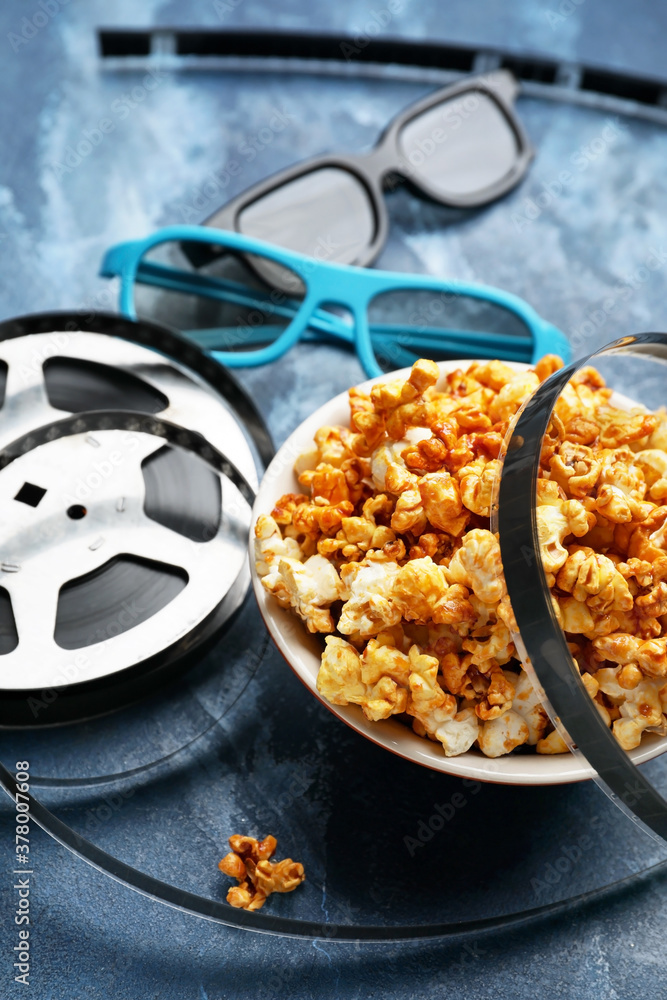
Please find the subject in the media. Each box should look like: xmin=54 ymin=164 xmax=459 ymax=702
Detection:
xmin=398 ymin=91 xmax=520 ymax=199
xmin=133 ymin=240 xmax=306 ymax=354
xmin=367 ymin=288 xmax=533 ymax=373
xmin=238 ymin=166 xmax=377 ymax=272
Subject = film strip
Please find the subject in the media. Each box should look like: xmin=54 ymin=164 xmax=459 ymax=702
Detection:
xmin=0 ymin=409 xmax=257 ymax=504
xmin=0 ymin=310 xmax=275 ymax=471
xmin=499 ymin=332 xmax=667 ymax=844
xmin=98 ymin=29 xmax=667 ymax=128
xmin=2 ymin=405 xmax=666 ymax=940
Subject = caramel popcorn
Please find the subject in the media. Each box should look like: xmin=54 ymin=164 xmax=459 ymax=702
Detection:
xmin=256 ymin=356 xmax=667 ymax=759
xmin=261 ymin=551 xmax=344 ymax=633
xmin=219 ymin=834 xmax=305 ymax=911
xmin=317 ymin=635 xmax=409 ymax=721
xmin=477 ymin=705 xmax=530 ymax=758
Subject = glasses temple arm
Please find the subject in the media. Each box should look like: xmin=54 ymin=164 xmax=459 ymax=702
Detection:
xmin=122 ymin=259 xmax=561 ymax=365
xmin=132 ymin=260 xmax=353 ymax=340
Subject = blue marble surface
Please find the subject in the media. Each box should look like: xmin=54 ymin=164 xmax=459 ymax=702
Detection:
xmin=2 ymin=1 xmax=667 ymax=997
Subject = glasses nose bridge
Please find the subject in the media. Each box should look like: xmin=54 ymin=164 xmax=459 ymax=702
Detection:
xmin=309 ymin=266 xmax=372 ymax=317
xmin=361 ymin=139 xmax=392 ymax=170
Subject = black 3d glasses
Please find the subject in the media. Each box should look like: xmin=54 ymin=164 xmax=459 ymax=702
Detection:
xmin=186 ymin=70 xmax=534 ymax=274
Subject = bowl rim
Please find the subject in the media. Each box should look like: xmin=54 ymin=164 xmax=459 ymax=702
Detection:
xmin=250 ymin=360 xmax=667 ymax=785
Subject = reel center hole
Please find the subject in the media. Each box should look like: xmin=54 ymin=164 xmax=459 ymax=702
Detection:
xmin=67 ymin=504 xmax=87 ymax=520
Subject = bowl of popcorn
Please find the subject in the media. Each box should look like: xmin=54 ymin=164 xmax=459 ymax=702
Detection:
xmin=251 ymin=356 xmax=667 ymax=784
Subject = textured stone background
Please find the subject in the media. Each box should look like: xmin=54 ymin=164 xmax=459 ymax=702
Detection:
xmin=2 ymin=1 xmax=667 ymax=997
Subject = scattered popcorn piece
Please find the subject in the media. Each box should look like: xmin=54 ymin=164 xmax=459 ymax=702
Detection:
xmin=593 ymin=669 xmax=666 ymax=749
xmin=594 ymin=484 xmax=653 ymax=524
xmin=556 ymin=547 xmax=633 ymax=614
xmin=558 ymin=595 xmax=598 ymax=636
xmin=219 ymin=834 xmax=305 ymax=911
xmin=316 ymin=636 xmax=367 ymax=705
xmin=391 ymin=486 xmax=427 ymax=535
xmin=474 ymin=667 xmax=516 ymax=720
xmin=535 ymin=354 xmax=565 ymax=383
xmin=598 ymin=410 xmax=658 ymax=449
xmin=648 ymin=411 xmax=667 ymax=451
xmin=361 ymin=635 xmax=411 ymax=686
xmin=463 ymin=621 xmax=515 ymax=668
xmin=299 ymin=463 xmax=350 ymax=504
xmin=370 ymin=429 xmax=430 ymax=490
xmin=617 ymin=664 xmax=643 ymax=689
xmin=550 ymin=442 xmax=602 ymax=498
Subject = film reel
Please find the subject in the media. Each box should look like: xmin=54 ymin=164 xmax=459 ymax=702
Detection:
xmin=0 ymin=313 xmax=268 ymax=726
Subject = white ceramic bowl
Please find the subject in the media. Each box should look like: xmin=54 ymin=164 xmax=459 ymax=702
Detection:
xmin=250 ymin=361 xmax=667 ymax=785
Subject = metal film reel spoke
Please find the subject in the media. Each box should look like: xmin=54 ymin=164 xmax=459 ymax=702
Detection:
xmin=0 ymin=334 xmax=61 ymax=435
xmin=3 ymin=570 xmax=60 ymax=664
